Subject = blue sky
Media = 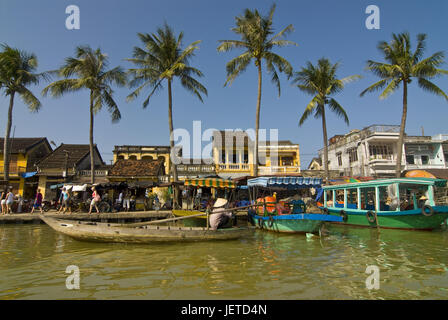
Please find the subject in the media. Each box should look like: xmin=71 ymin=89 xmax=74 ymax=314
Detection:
xmin=1 ymin=0 xmax=448 ymax=166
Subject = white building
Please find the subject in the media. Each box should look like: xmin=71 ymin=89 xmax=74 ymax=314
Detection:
xmin=317 ymin=125 xmax=448 ymax=178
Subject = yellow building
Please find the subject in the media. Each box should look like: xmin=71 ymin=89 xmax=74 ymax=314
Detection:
xmin=211 ymin=131 xmax=300 ymax=178
xmin=113 ymin=145 xmax=175 ymax=177
xmin=0 ymin=137 xmax=52 ymax=197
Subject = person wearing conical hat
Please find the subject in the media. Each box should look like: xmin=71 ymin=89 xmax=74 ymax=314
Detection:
xmin=209 ymin=198 xmax=233 ymax=230
xmin=418 ymin=195 xmax=430 ymax=207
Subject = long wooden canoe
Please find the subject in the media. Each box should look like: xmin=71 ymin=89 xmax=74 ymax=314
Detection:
xmin=40 ymin=216 xmax=252 ymax=243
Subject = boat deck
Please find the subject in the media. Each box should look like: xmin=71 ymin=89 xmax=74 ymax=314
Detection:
xmin=0 ymin=210 xmax=171 ymax=224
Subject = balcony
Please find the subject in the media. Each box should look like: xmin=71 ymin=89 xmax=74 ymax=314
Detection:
xmin=78 ymin=170 xmax=108 ymax=177
xmin=258 ymin=166 xmax=300 ymax=175
xmin=218 ymin=163 xmax=251 ymax=171
xmin=177 ymin=164 xmax=216 ymax=174
xmin=404 ymin=163 xmax=445 ymax=170
xmin=0 ymin=165 xmax=26 ymax=177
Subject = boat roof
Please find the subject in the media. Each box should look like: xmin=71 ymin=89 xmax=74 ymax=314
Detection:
xmin=247 ymin=176 xmax=322 ymax=189
xmin=184 ymin=178 xmax=236 ymax=189
xmin=322 ymin=177 xmax=447 ymax=190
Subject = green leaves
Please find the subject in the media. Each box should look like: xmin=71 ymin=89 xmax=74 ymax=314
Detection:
xmin=218 ymin=4 xmax=296 ymax=96
xmin=293 ymin=58 xmax=359 ymax=127
xmin=127 ymin=23 xmax=207 ymax=108
xmin=42 ymin=45 xmax=124 ymax=122
xmin=362 ymin=32 xmax=448 ymax=101
xmin=0 ymin=44 xmax=43 ymax=109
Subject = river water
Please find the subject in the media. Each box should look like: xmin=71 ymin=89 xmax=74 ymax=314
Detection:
xmin=0 ymin=223 xmax=447 ymax=300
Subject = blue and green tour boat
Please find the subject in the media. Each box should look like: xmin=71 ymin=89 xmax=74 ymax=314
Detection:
xmin=318 ymin=178 xmax=448 ymax=230
xmin=247 ymin=176 xmax=343 ymax=234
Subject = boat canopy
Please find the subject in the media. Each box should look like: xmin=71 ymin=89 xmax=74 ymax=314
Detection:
xmin=247 ymin=176 xmax=322 ymax=189
xmin=322 ymin=178 xmax=447 ymax=190
xmin=184 ymin=178 xmax=236 ymax=189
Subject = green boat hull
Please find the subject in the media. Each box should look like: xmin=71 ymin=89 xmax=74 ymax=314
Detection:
xmin=323 ymin=206 xmax=448 ymax=230
xmin=250 ymin=215 xmax=326 ymax=234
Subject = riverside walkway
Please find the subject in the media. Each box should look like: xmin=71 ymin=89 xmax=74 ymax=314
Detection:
xmin=0 ymin=210 xmax=171 ymax=224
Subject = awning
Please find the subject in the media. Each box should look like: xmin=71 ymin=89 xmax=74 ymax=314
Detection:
xmin=72 ymin=184 xmax=88 ymax=192
xmin=21 ymin=172 xmax=37 ymax=178
xmin=50 ymin=183 xmax=64 ymax=190
xmin=247 ymin=176 xmax=322 ymax=189
xmin=404 ymin=170 xmax=437 ymax=179
xmin=184 ymin=178 xmax=236 ymax=189
xmin=127 ymin=181 xmax=154 ymax=189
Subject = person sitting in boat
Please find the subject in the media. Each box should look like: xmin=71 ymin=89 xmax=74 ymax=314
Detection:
xmin=209 ymin=198 xmax=233 ymax=230
xmin=418 ymin=195 xmax=430 ymax=208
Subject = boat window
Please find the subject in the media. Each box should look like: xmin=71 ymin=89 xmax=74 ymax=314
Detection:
xmin=434 ymin=186 xmax=448 ymax=206
xmin=346 ymin=189 xmax=358 ymax=209
xmin=378 ymin=186 xmax=399 ymax=211
xmin=358 ymin=187 xmax=376 ymax=211
xmin=421 ymin=155 xmax=429 ymax=165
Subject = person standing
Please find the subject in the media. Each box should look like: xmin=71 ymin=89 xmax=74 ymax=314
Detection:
xmin=31 ymin=189 xmax=44 ymax=214
xmin=0 ymin=190 xmax=6 ymax=214
xmin=17 ymin=194 xmax=24 ymax=213
xmin=89 ymin=186 xmax=100 ymax=214
xmin=61 ymin=189 xmax=72 ymax=214
xmin=5 ymin=188 xmax=15 ymax=214
xmin=123 ymin=189 xmax=131 ymax=212
xmin=58 ymin=188 xmax=66 ymax=213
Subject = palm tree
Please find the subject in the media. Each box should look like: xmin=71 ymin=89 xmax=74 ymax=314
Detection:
xmin=217 ymin=4 xmax=297 ymax=176
xmin=0 ymin=44 xmax=45 ymax=185
xmin=126 ymin=24 xmax=207 ymax=208
xmin=361 ymin=32 xmax=448 ymax=177
xmin=42 ymin=46 xmax=126 ymax=184
xmin=293 ymin=58 xmax=361 ymax=183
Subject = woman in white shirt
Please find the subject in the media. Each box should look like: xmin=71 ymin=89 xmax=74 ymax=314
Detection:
xmin=6 ymin=189 xmax=15 ymax=214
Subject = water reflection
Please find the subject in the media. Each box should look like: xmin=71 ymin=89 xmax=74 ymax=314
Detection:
xmin=0 ymin=224 xmax=447 ymax=299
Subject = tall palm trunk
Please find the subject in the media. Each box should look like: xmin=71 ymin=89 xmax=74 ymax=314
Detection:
xmin=168 ymin=79 xmax=178 ymax=207
xmin=89 ymin=91 xmax=95 ymax=184
xmin=3 ymin=92 xmax=15 ymax=185
xmin=254 ymin=61 xmax=262 ymax=177
xmin=395 ymin=81 xmax=408 ymax=178
xmin=320 ymin=103 xmax=329 ymax=184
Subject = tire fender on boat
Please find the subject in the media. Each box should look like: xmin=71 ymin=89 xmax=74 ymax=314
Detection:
xmin=340 ymin=210 xmax=348 ymax=222
xmin=421 ymin=205 xmax=434 ymax=217
xmin=267 ymin=215 xmax=274 ymax=228
xmin=322 ymin=208 xmax=329 ymax=215
xmin=366 ymin=211 xmax=376 ymax=223
xmin=258 ymin=217 xmax=264 ymax=229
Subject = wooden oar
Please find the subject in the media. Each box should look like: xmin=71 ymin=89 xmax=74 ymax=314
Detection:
xmin=118 ymin=212 xmax=207 ymax=228
xmin=118 ymin=204 xmax=262 ymax=228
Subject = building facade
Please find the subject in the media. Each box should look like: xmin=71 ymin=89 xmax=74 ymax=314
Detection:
xmin=0 ymin=137 xmax=52 ymax=197
xmin=211 ymin=130 xmax=300 ymax=179
xmin=35 ymin=144 xmax=106 ymax=199
xmin=318 ymin=125 xmax=448 ymax=178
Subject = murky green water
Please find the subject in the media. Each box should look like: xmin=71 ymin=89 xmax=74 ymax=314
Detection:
xmin=0 ymin=223 xmax=447 ymax=299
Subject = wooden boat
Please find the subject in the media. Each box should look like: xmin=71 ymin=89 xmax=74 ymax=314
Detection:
xmin=40 ymin=216 xmax=252 ymax=243
xmin=247 ymin=177 xmax=343 ymax=234
xmin=319 ymin=178 xmax=448 ymax=230
xmin=172 ymin=209 xmax=207 ymax=227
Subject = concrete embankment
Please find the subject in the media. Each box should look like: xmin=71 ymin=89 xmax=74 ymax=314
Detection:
xmin=0 ymin=210 xmax=172 ymax=224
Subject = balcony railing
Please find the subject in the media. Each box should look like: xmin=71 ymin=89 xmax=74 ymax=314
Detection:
xmin=78 ymin=170 xmax=108 ymax=176
xmin=176 ymin=164 xmax=215 ymax=173
xmin=258 ymin=166 xmax=300 ymax=174
xmin=218 ymin=163 xmax=250 ymax=171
